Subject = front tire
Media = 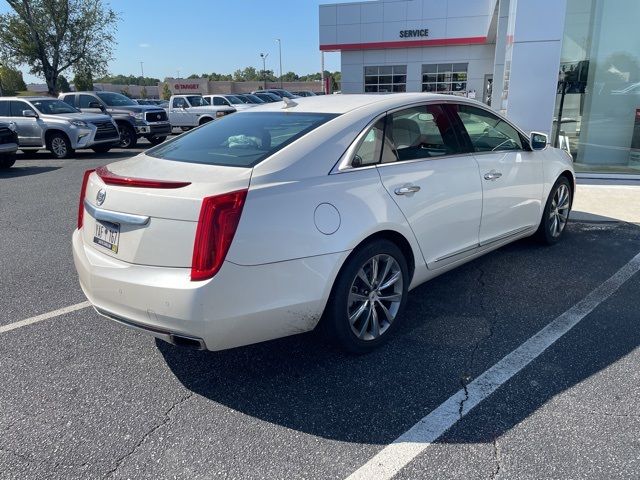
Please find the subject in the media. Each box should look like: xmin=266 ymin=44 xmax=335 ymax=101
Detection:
xmin=536 ymin=176 xmax=572 ymax=245
xmin=118 ymin=124 xmax=138 ymax=149
xmin=48 ymin=133 xmax=74 ymax=159
xmin=146 ymin=135 xmax=166 ymax=146
xmin=324 ymin=239 xmax=409 ymax=354
xmin=91 ymin=145 xmax=112 ymax=154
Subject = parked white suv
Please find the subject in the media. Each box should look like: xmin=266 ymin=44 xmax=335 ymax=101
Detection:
xmin=0 ymin=97 xmax=120 ymax=158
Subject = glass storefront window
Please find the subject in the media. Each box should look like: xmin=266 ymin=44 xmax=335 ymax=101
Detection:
xmin=422 ymin=63 xmax=468 ymax=95
xmin=553 ymin=0 xmax=640 ymax=174
xmin=363 ymin=65 xmax=407 ymax=93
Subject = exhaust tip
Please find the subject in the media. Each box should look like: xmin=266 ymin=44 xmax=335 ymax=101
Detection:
xmin=170 ymin=334 xmax=206 ymax=350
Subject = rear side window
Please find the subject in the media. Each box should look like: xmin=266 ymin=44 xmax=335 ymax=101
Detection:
xmin=0 ymin=101 xmax=9 ymax=116
xmin=147 ymin=112 xmax=338 ymax=167
xmin=452 ymin=104 xmax=524 ymax=152
xmin=61 ymin=95 xmax=76 ymax=107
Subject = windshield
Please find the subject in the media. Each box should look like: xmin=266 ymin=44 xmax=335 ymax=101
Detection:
xmin=147 ymin=112 xmax=338 ymax=167
xmin=30 ymin=99 xmax=79 ymax=115
xmin=96 ymin=92 xmax=137 ymax=106
xmin=225 ymin=95 xmax=244 ymax=105
xmin=187 ymin=96 xmax=209 ymax=107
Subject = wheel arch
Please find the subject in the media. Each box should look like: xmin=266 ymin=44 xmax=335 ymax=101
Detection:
xmin=199 ymin=115 xmax=214 ymax=125
xmin=559 ymin=169 xmax=576 ymax=207
xmin=44 ymin=128 xmax=70 ymax=149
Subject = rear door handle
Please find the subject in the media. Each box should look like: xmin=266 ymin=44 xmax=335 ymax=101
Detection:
xmin=394 ymin=185 xmax=421 ymax=195
xmin=484 ymin=170 xmax=503 ymax=181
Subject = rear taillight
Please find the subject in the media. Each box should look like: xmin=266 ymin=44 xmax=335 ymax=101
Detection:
xmin=191 ymin=189 xmax=248 ymax=281
xmin=77 ymin=169 xmax=95 ymax=229
xmin=96 ymin=166 xmax=191 ymax=189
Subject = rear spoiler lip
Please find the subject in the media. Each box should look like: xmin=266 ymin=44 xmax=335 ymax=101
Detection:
xmin=96 ymin=165 xmax=192 ymax=189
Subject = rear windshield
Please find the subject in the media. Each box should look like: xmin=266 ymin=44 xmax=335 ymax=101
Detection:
xmin=146 ymin=112 xmax=338 ymax=167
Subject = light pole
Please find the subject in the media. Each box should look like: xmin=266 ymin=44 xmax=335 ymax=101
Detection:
xmin=260 ymin=53 xmax=269 ymax=90
xmin=276 ymin=39 xmax=282 ymax=88
xmin=0 ymin=61 xmax=3 ymax=97
xmin=140 ymin=61 xmax=145 ymax=78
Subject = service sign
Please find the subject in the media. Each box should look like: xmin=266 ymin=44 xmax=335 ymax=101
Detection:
xmin=399 ymin=28 xmax=429 ymax=38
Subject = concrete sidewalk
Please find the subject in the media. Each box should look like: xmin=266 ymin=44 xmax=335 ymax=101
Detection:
xmin=572 ymin=183 xmax=640 ymax=224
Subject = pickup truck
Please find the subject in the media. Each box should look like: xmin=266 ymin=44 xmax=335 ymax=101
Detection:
xmin=60 ymin=91 xmax=171 ymax=148
xmin=167 ymin=95 xmax=235 ymax=130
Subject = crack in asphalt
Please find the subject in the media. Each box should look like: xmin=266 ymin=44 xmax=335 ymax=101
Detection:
xmin=0 ymin=446 xmax=89 ymax=469
xmin=491 ymin=437 xmax=502 ymax=479
xmin=103 ymin=391 xmax=194 ymax=479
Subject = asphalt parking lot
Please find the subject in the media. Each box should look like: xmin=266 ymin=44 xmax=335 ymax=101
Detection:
xmin=1 ymin=145 xmax=639 ymax=479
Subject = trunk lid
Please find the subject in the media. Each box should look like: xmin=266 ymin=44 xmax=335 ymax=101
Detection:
xmin=82 ymin=153 xmax=251 ymax=267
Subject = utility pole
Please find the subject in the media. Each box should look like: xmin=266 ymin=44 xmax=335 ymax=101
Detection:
xmin=260 ymin=53 xmax=269 ymax=90
xmin=276 ymin=39 xmax=283 ymax=88
xmin=0 ymin=62 xmax=3 ymax=97
xmin=140 ymin=61 xmax=145 ymax=78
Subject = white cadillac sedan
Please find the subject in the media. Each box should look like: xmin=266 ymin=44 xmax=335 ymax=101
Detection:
xmin=73 ymin=94 xmax=574 ymax=353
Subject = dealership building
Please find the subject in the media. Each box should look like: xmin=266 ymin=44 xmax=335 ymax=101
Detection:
xmin=319 ymin=0 xmax=640 ymax=176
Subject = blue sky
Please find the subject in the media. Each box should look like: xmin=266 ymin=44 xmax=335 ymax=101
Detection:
xmin=0 ymin=0 xmax=344 ymax=83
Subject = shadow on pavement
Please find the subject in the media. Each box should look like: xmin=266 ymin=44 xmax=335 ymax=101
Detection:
xmin=0 ymin=166 xmax=60 ymax=178
xmin=159 ymin=219 xmax=640 ymax=445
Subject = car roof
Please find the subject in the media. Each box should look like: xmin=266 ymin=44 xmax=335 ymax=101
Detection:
xmin=242 ymin=93 xmax=466 ymax=114
xmin=2 ymin=96 xmax=59 ymax=101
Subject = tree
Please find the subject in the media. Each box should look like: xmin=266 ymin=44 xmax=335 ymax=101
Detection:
xmin=281 ymin=71 xmax=299 ymax=82
xmin=94 ymin=74 xmax=161 ymax=86
xmin=0 ymin=64 xmax=27 ymax=95
xmin=0 ymin=0 xmax=119 ymax=95
xmin=56 ymin=74 xmax=70 ymax=93
xmin=140 ymin=86 xmax=147 ymax=98
xmin=120 ymin=86 xmax=131 ymax=98
xmin=73 ymin=67 xmax=93 ymax=91
xmin=161 ymin=83 xmax=171 ymax=100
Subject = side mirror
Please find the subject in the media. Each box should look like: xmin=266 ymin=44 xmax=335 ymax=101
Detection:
xmin=181 ymin=104 xmax=189 ymax=109
xmin=88 ymin=101 xmax=104 ymax=110
xmin=22 ymin=110 xmax=37 ymax=118
xmin=530 ymin=132 xmax=548 ymax=151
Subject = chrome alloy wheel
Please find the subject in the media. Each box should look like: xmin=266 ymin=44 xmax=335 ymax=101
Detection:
xmin=51 ymin=137 xmax=68 ymax=158
xmin=347 ymin=254 xmax=404 ymax=341
xmin=549 ymin=183 xmax=570 ymax=237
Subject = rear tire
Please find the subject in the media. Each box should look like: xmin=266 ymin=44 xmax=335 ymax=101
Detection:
xmin=199 ymin=117 xmax=213 ymax=126
xmin=0 ymin=154 xmax=16 ymax=169
xmin=323 ymin=239 xmax=409 ymax=354
xmin=118 ymin=124 xmax=137 ymax=149
xmin=535 ymin=176 xmax=572 ymax=245
xmin=48 ymin=132 xmax=74 ymax=159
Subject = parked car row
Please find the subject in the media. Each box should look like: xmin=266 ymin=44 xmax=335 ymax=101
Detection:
xmin=0 ymin=89 xmax=320 ymax=167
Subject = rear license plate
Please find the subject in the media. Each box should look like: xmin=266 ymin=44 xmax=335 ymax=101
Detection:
xmin=93 ymin=220 xmax=120 ymax=253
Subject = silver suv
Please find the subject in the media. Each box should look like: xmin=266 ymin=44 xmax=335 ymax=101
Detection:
xmin=0 ymin=97 xmax=120 ymax=159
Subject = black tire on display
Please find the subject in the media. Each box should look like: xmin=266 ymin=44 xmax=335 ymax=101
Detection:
xmin=118 ymin=124 xmax=138 ymax=149
xmin=535 ymin=176 xmax=573 ymax=245
xmin=323 ymin=239 xmax=410 ymax=354
xmin=146 ymin=136 xmax=167 ymax=146
xmin=48 ymin=132 xmax=74 ymax=159
xmin=0 ymin=154 xmax=16 ymax=169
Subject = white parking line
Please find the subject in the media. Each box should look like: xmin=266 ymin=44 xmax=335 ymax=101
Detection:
xmin=346 ymin=251 xmax=640 ymax=480
xmin=0 ymin=301 xmax=91 ymax=334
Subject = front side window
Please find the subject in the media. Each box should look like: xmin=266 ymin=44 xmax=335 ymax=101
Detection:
xmin=31 ymin=99 xmax=79 ymax=115
xmin=79 ymin=94 xmax=98 ymax=108
xmin=147 ymin=112 xmax=338 ymax=167
xmin=452 ymin=104 xmax=524 ymax=152
xmin=186 ymin=96 xmax=208 ymax=107
xmin=61 ymin=95 xmax=76 ymax=107
xmin=422 ymin=63 xmax=468 ymax=94
xmin=364 ymin=65 xmax=407 ymax=93
xmin=172 ymin=97 xmax=188 ymax=108
xmin=386 ymin=104 xmax=463 ymax=161
xmin=213 ymin=97 xmax=229 ymax=106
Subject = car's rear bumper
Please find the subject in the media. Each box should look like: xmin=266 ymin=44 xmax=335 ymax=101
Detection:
xmin=72 ymin=229 xmax=348 ymax=351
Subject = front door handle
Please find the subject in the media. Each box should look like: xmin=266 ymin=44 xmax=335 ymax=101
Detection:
xmin=484 ymin=170 xmax=503 ymax=181
xmin=394 ymin=185 xmax=421 ymax=195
